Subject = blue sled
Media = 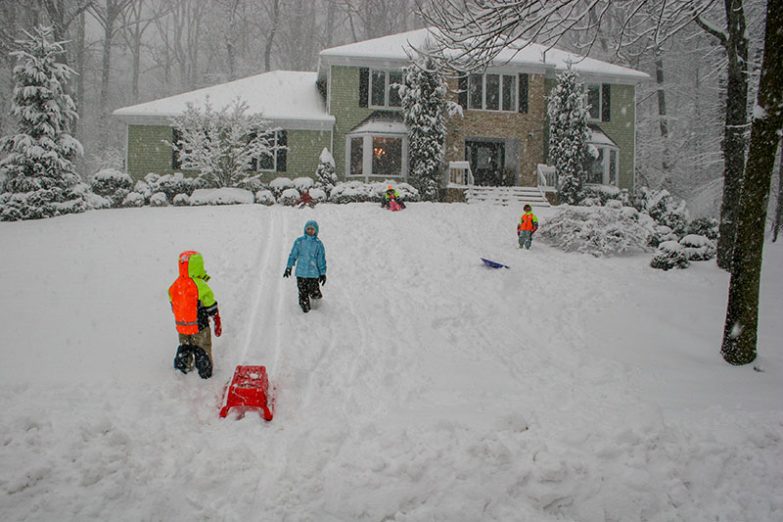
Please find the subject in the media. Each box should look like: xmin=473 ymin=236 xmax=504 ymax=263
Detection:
xmin=481 ymin=257 xmax=510 ymax=269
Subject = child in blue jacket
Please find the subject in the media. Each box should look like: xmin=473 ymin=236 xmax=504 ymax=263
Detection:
xmin=283 ymin=220 xmax=327 ymax=313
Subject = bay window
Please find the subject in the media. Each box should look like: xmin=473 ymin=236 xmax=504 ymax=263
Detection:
xmin=586 ymin=145 xmax=619 ymax=186
xmin=346 ymin=133 xmax=407 ymax=180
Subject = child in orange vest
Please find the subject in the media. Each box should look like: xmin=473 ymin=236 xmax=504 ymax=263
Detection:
xmin=168 ymin=251 xmax=221 ymax=378
xmin=517 ymin=204 xmax=539 ymax=250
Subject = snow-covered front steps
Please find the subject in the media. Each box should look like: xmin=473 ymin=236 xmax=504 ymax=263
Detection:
xmin=465 ymin=185 xmax=551 ymax=207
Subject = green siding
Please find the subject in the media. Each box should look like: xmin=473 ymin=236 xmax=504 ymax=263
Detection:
xmin=542 ymin=79 xmax=637 ymax=191
xmin=127 ymin=125 xmax=179 ymax=180
xmin=329 ymin=65 xmax=375 ymax=178
xmin=126 ymin=124 xmax=331 ymax=182
xmin=598 ymin=84 xmax=636 ymax=191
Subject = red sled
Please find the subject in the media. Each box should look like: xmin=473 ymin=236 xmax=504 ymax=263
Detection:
xmin=388 ymin=200 xmax=402 ymax=212
xmin=219 ymin=365 xmax=274 ymax=421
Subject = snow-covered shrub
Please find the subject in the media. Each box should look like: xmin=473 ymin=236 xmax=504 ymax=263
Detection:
xmin=582 ymin=185 xmax=623 ymax=207
xmin=0 ymin=27 xmax=84 ymax=221
xmin=149 ymin=192 xmax=169 ymax=207
xmin=269 ymin=177 xmax=294 ymax=197
xmin=633 ymin=187 xmax=690 ymax=235
xmin=539 ymin=205 xmax=653 ymax=257
xmin=293 ymin=177 xmax=314 ymax=191
xmin=314 ymin=148 xmax=337 ymax=192
xmin=173 ymin=194 xmax=190 ymax=206
xmin=74 ymin=183 xmax=111 ymax=210
xmin=650 ymin=240 xmax=690 ymax=270
xmin=236 ymin=175 xmax=266 ymax=193
xmin=145 ymin=172 xmax=197 ymax=202
xmin=679 ymin=234 xmax=716 ymax=261
xmin=547 ymin=70 xmax=591 ymax=205
xmin=255 ymin=189 xmax=275 ymax=205
xmin=90 ymin=168 xmax=133 ymax=207
xmin=189 ymin=188 xmax=254 ymax=206
xmin=368 ymin=181 xmax=420 ymax=202
xmin=133 ymin=179 xmax=152 ymax=201
xmin=400 ymin=55 xmax=448 ymax=201
xmin=649 ymin=225 xmax=680 ymax=248
xmin=687 ymin=217 xmax=719 ymax=240
xmin=309 ymin=187 xmax=327 ymax=202
xmin=122 ymin=191 xmax=146 ymax=208
xmin=278 ymin=187 xmax=301 ymax=206
xmin=329 ymin=181 xmax=371 ymax=203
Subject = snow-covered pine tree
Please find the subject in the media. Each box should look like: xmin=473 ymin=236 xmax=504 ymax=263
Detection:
xmin=0 ymin=26 xmax=84 ymax=221
xmin=400 ymin=55 xmax=447 ymax=201
xmin=547 ymin=69 xmax=591 ymax=206
xmin=314 ymin=147 xmax=337 ymax=192
xmin=167 ymin=97 xmax=277 ymax=188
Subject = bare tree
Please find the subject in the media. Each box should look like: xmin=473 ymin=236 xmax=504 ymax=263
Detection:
xmin=773 ymin=140 xmax=783 ymax=242
xmin=120 ymin=0 xmax=157 ymax=102
xmin=721 ymin=0 xmax=783 ymax=365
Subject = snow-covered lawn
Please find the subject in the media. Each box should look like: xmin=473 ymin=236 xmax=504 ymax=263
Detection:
xmin=1 ymin=203 xmax=781 ymax=521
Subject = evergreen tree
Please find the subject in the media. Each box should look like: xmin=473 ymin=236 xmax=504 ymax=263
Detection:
xmin=0 ymin=26 xmax=84 ymax=221
xmin=314 ymin=147 xmax=337 ymax=192
xmin=168 ymin=97 xmax=276 ymax=188
xmin=547 ymin=70 xmax=591 ymax=206
xmin=400 ymin=56 xmax=447 ymax=201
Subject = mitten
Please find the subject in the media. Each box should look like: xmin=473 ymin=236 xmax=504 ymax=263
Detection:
xmin=283 ymin=267 xmax=292 ymax=278
xmin=213 ymin=312 xmax=222 ymax=337
xmin=318 ymin=274 xmax=327 ymax=285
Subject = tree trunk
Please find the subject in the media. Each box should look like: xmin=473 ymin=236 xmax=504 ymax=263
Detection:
xmin=655 ymin=52 xmax=672 ymax=187
xmin=721 ymin=0 xmax=783 ymax=365
xmin=716 ymin=0 xmax=750 ymax=270
xmin=74 ymin=10 xmax=85 ymax=141
xmin=99 ymin=14 xmax=113 ymax=138
xmin=773 ymin=139 xmax=783 ymax=242
xmin=263 ymin=0 xmax=280 ymax=72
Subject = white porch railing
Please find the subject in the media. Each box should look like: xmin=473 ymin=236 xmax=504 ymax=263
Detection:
xmin=447 ymin=160 xmax=475 ymax=187
xmin=537 ymin=163 xmax=558 ymax=192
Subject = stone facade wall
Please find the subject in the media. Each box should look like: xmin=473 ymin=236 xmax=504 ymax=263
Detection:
xmin=444 ymin=74 xmax=547 ymax=187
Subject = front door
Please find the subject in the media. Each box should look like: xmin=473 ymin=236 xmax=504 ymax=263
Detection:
xmin=465 ymin=140 xmax=505 ymax=186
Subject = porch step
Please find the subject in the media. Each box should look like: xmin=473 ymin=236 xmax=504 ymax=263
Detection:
xmin=465 ymin=186 xmax=551 ymax=207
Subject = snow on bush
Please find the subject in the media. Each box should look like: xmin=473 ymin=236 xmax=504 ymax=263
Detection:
xmin=539 ymin=205 xmax=653 ymax=257
xmin=687 ymin=217 xmax=719 ymax=240
xmin=293 ymin=177 xmax=314 ymax=191
xmin=329 ymin=181 xmax=420 ymax=204
xmin=679 ymin=234 xmax=716 ymax=261
xmin=236 ymin=175 xmax=266 ymax=193
xmin=173 ymin=194 xmax=190 ymax=207
xmin=142 ymin=172 xmax=197 ymax=203
xmin=269 ymin=177 xmax=294 ymax=196
xmin=314 ymin=148 xmax=337 ymax=192
xmin=650 ymin=240 xmax=690 ymax=270
xmin=149 ymin=192 xmax=169 ymax=207
xmin=309 ymin=187 xmax=327 ymax=202
xmin=633 ymin=187 xmax=690 ymax=235
xmin=278 ymin=188 xmax=301 ymax=206
xmin=581 ymin=185 xmax=629 ymax=207
xmin=122 ymin=191 xmax=145 ymax=208
xmin=255 ymin=189 xmax=275 ymax=206
xmin=189 ymin=188 xmax=254 ymax=206
xmin=649 ymin=225 xmax=680 ymax=248
xmin=90 ymin=168 xmax=133 ymax=207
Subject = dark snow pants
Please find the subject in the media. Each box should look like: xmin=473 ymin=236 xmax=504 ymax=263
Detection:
xmin=174 ymin=328 xmax=213 ymax=378
xmin=297 ymin=277 xmax=322 ymax=311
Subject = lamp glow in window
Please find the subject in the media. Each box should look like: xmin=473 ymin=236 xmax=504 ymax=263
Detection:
xmin=372 ymin=137 xmax=402 ymax=176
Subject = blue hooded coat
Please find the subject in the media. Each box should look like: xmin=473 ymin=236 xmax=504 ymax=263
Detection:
xmin=286 ymin=220 xmax=327 ymax=278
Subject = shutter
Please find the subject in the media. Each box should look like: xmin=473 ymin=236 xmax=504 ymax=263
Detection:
xmin=276 ymin=130 xmax=287 ymax=172
xmin=601 ymin=83 xmax=611 ymax=121
xmin=359 ymin=68 xmax=369 ymax=108
xmin=458 ymin=74 xmax=467 ymax=109
xmin=172 ymin=128 xmax=182 ymax=169
xmin=518 ymin=74 xmax=529 ymax=114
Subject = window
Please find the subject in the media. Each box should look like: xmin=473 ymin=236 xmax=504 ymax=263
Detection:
xmin=372 ymin=137 xmax=402 ymax=176
xmin=350 ymin=137 xmax=364 ymax=176
xmin=252 ymin=130 xmax=286 ymax=172
xmin=346 ymin=133 xmax=407 ymax=179
xmin=586 ymin=145 xmax=619 ymax=186
xmin=587 ymin=84 xmax=601 ymax=120
xmin=369 ymin=69 xmax=402 ymax=108
xmin=466 ymin=73 xmax=517 ymax=112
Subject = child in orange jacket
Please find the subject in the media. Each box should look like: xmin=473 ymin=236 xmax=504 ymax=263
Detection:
xmin=517 ymin=204 xmax=539 ymax=250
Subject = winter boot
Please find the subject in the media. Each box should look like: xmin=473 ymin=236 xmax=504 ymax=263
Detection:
xmin=174 ymin=345 xmax=194 ymax=374
xmin=193 ymin=347 xmax=213 ymax=379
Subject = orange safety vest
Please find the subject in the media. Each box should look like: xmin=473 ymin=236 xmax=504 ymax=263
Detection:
xmin=169 ymin=251 xmax=200 ymax=335
xmin=518 ymin=212 xmax=538 ymax=232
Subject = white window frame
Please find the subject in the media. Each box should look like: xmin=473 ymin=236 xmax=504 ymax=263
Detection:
xmin=587 ymin=84 xmax=603 ymax=121
xmin=369 ymin=69 xmax=403 ymax=110
xmin=254 ymin=130 xmax=282 ymax=172
xmin=467 ymin=73 xmax=518 ymax=113
xmin=345 ymin=132 xmax=408 ymax=182
xmin=586 ymin=144 xmax=620 ymax=186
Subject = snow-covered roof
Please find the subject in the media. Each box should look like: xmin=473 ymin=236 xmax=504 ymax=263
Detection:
xmin=113 ymin=71 xmax=334 ymax=131
xmin=589 ymin=125 xmax=619 ymax=148
xmin=349 ymin=112 xmax=407 ymax=135
xmin=319 ymin=28 xmax=649 ymax=84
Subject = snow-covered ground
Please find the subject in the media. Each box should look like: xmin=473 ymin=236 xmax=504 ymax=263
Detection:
xmin=0 ymin=203 xmax=781 ymax=521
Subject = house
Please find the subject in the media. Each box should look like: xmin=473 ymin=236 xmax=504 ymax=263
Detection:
xmin=113 ymin=28 xmax=648 ymax=198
